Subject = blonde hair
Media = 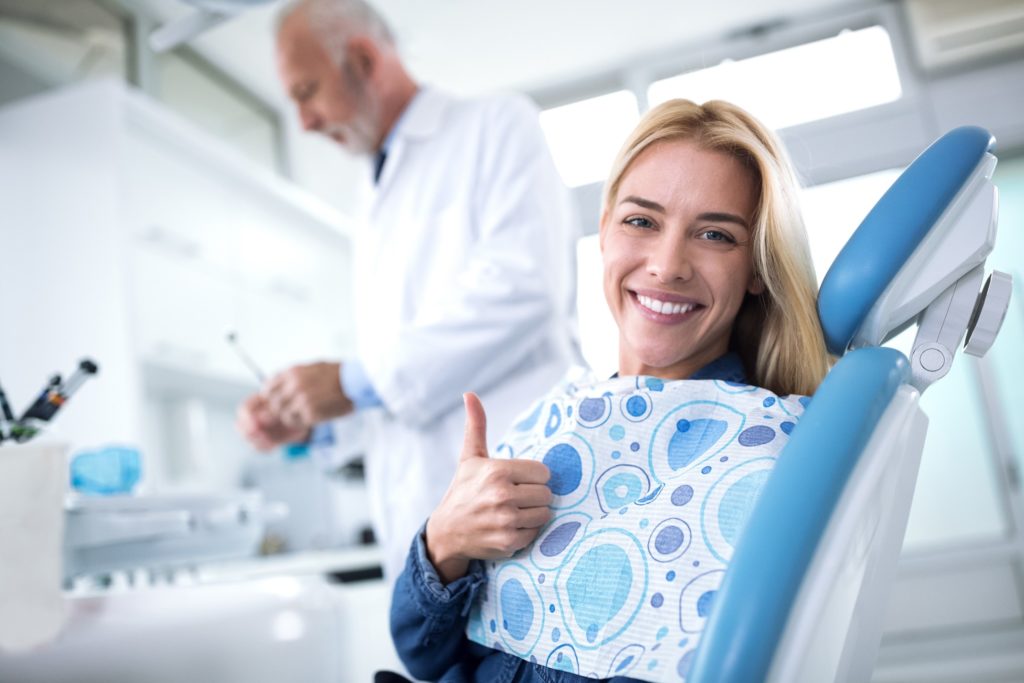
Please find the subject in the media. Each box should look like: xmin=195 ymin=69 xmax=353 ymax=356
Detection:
xmin=603 ymin=99 xmax=830 ymax=396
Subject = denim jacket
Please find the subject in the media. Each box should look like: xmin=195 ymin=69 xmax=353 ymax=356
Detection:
xmin=390 ymin=528 xmax=647 ymax=683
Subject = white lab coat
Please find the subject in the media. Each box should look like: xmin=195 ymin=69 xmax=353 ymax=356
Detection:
xmin=350 ymin=88 xmax=582 ymax=580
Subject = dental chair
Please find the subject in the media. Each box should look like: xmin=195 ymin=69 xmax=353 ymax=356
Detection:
xmin=687 ymin=126 xmax=1013 ymax=683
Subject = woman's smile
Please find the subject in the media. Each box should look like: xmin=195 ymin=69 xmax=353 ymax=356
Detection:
xmin=629 ymin=289 xmax=704 ymax=321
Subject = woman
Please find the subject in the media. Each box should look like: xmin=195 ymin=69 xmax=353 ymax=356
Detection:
xmin=387 ymin=99 xmax=831 ymax=682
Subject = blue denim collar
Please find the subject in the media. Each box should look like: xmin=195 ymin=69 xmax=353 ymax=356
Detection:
xmin=612 ymin=351 xmax=748 ymax=384
xmin=689 ymin=351 xmax=748 ymax=383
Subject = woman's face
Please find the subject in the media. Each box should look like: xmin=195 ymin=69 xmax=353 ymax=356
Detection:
xmin=601 ymin=138 xmax=763 ymax=379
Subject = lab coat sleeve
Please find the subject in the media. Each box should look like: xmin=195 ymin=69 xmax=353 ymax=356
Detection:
xmin=340 ymin=359 xmax=383 ymax=410
xmin=365 ymin=95 xmax=577 ymax=428
xmin=390 ymin=525 xmax=488 ymax=681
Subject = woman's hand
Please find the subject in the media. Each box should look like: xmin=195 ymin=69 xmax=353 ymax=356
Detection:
xmin=425 ymin=393 xmax=553 ymax=584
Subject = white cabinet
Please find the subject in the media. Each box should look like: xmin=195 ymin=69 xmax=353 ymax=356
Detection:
xmin=0 ymin=80 xmax=356 ymax=480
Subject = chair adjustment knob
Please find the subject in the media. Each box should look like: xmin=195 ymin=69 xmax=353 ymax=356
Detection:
xmin=965 ymin=271 xmax=1012 ymax=357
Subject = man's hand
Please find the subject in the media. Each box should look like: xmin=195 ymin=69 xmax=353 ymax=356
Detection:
xmin=425 ymin=393 xmax=553 ymax=584
xmin=236 ymin=393 xmax=310 ymax=451
xmin=264 ymin=361 xmax=354 ymax=429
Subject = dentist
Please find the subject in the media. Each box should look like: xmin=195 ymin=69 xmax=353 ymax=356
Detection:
xmin=236 ymin=0 xmax=581 ymax=581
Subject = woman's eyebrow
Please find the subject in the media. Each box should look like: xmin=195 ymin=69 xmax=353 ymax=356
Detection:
xmin=698 ymin=212 xmax=750 ymax=229
xmin=619 ymin=195 xmax=665 ymax=212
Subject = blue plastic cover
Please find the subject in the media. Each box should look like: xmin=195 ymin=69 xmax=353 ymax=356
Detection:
xmin=686 ymin=347 xmax=909 ymax=683
xmin=70 ymin=446 xmax=142 ymax=495
xmin=817 ymin=126 xmax=994 ymax=355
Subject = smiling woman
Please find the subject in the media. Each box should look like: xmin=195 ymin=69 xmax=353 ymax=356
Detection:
xmin=387 ymin=99 xmax=832 ymax=683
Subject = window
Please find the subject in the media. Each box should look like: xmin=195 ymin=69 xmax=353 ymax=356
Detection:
xmin=801 ymin=168 xmax=903 ymax=284
xmin=0 ymin=1 xmax=283 ymax=175
xmin=540 ymin=90 xmax=639 ymax=188
xmin=0 ymin=0 xmax=127 ymax=108
xmin=648 ymin=25 xmax=902 ymax=130
xmin=575 ymin=234 xmax=617 ymax=378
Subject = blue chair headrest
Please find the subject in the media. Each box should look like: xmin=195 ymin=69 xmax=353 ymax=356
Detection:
xmin=817 ymin=126 xmax=995 ymax=356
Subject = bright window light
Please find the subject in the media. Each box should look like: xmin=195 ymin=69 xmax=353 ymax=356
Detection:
xmin=648 ymin=25 xmax=902 ymax=130
xmin=800 ymin=168 xmax=902 ymax=285
xmin=576 ymin=234 xmax=618 ymax=378
xmin=540 ymin=90 xmax=640 ymax=188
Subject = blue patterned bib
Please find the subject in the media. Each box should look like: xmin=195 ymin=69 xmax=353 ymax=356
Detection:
xmin=467 ymin=368 xmax=807 ymax=681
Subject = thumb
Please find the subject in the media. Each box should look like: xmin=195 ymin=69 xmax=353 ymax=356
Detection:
xmin=461 ymin=392 xmax=488 ymax=460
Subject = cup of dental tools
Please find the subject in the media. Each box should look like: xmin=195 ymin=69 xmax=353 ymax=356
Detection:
xmin=0 ymin=441 xmax=69 ymax=651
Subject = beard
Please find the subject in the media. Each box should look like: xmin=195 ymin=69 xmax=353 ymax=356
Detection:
xmin=322 ymin=62 xmax=382 ymax=156
xmin=322 ymin=110 xmax=378 ymax=156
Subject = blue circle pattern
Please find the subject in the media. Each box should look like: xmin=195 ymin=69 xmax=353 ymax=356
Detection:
xmin=557 ymin=528 xmax=649 ymax=649
xmin=621 ymin=392 xmax=653 ymax=422
xmin=467 ymin=372 xmax=808 ymax=680
xmin=501 ymin=579 xmax=534 ymax=640
xmin=671 ymin=485 xmax=694 ymax=506
xmin=545 ymin=404 xmax=562 ymax=438
xmin=540 ymin=522 xmax=581 ymax=557
xmin=580 ymin=398 xmax=605 ymax=421
xmin=596 ymin=464 xmax=651 ymax=513
xmin=530 ymin=512 xmax=591 ymax=571
xmin=544 ymin=444 xmax=583 ymax=495
xmin=577 ymin=396 xmax=612 ymax=428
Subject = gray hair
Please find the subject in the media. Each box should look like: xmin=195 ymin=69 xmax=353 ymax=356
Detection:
xmin=277 ymin=0 xmax=395 ymax=63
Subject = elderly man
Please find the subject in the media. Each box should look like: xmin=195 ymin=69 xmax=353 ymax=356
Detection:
xmin=236 ymin=0 xmax=581 ymax=580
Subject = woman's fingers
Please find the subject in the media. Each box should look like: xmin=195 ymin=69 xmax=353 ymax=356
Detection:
xmin=515 ymin=505 xmax=553 ymax=530
xmin=507 ymin=459 xmax=551 ymax=484
xmin=461 ymin=393 xmax=489 ymax=461
xmin=511 ymin=483 xmax=554 ymax=508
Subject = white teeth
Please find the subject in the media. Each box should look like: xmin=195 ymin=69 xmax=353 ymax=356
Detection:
xmin=637 ymin=294 xmax=694 ymax=315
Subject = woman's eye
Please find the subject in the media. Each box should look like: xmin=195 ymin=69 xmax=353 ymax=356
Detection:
xmin=625 ymin=216 xmax=655 ymax=229
xmin=699 ymin=229 xmax=736 ymax=244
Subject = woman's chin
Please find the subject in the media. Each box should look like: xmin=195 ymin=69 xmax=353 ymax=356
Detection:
xmin=621 ymin=350 xmax=691 ymax=376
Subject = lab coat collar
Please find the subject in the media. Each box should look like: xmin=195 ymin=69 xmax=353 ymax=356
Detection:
xmin=369 ymin=86 xmax=447 ymax=194
xmin=390 ymin=86 xmax=448 ymax=142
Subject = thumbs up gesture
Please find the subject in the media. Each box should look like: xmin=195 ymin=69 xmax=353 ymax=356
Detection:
xmin=425 ymin=393 xmax=553 ymax=584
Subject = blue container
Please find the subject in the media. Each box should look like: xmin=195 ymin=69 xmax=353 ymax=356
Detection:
xmin=70 ymin=446 xmax=142 ymax=495
xmin=282 ymin=441 xmax=310 ymax=460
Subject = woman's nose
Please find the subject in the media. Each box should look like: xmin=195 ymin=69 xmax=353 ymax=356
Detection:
xmin=646 ymin=234 xmax=694 ymax=282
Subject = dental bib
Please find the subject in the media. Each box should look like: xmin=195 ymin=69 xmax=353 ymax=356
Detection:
xmin=466 ymin=368 xmax=807 ymax=681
